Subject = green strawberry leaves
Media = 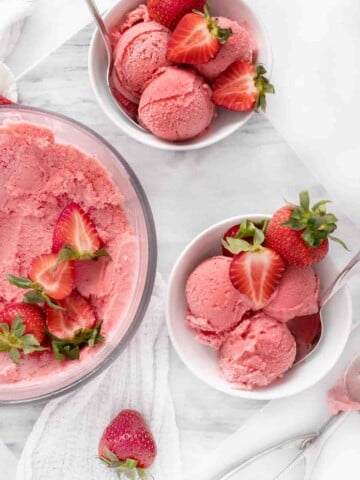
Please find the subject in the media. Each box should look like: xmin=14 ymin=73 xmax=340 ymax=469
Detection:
xmin=222 ymin=219 xmax=268 ymax=255
xmin=99 ymin=449 xmax=148 ymax=479
xmin=254 ymin=65 xmax=275 ymax=113
xmin=282 ymin=190 xmax=348 ymax=250
xmin=46 ymin=321 xmax=104 ymax=361
xmin=56 ymin=243 xmax=111 ymax=266
xmin=6 ymin=274 xmax=64 ymax=310
xmin=0 ymin=316 xmax=47 ymax=364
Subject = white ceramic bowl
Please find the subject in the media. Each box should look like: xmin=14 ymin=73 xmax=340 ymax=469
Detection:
xmin=88 ymin=0 xmax=272 ymax=151
xmin=166 ymin=215 xmax=352 ymax=400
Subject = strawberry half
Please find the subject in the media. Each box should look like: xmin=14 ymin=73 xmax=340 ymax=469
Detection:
xmin=167 ymin=5 xmax=233 ymax=64
xmin=99 ymin=409 xmax=157 ymax=477
xmin=7 ymin=253 xmax=74 ymax=309
xmin=229 ymin=247 xmax=285 ymax=310
xmin=212 ymin=61 xmax=275 ymax=112
xmin=222 ymin=219 xmax=269 ymax=257
xmin=0 ymin=96 xmax=15 ymax=105
xmin=0 ymin=303 xmax=47 ymax=363
xmin=52 ymin=202 xmax=110 ymax=264
xmin=45 ymin=291 xmax=103 ymax=361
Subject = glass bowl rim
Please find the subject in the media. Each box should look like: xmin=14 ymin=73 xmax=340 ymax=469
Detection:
xmin=0 ymin=105 xmax=157 ymax=405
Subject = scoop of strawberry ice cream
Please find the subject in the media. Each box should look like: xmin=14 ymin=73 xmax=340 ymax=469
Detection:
xmin=219 ymin=314 xmax=296 ymax=390
xmin=186 ymin=256 xmax=250 ymax=342
xmin=138 ymin=67 xmax=215 ymax=141
xmin=263 ymin=266 xmax=319 ymax=322
xmin=194 ymin=18 xmax=255 ymax=82
xmin=113 ymin=21 xmax=171 ymax=98
xmin=110 ymin=4 xmax=151 ymax=46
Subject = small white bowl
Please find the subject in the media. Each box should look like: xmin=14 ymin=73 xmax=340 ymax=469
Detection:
xmin=88 ymin=0 xmax=272 ymax=151
xmin=166 ymin=215 xmax=352 ymax=400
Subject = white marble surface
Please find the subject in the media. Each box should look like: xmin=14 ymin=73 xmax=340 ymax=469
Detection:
xmin=1 ymin=23 xmax=360 ymax=479
xmin=4 ymin=0 xmax=360 ymax=229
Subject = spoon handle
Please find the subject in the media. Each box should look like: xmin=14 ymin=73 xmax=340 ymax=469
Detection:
xmin=321 ymin=250 xmax=360 ymax=306
xmin=85 ymin=0 xmax=111 ymax=50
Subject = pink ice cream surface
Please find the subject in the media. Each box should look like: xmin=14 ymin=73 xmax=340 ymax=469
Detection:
xmin=110 ymin=4 xmax=151 ymax=47
xmin=0 ymin=123 xmax=138 ymax=383
xmin=138 ymin=67 xmax=215 ymax=141
xmin=263 ymin=266 xmax=319 ymax=322
xmin=219 ymin=314 xmax=296 ymax=390
xmin=195 ymin=18 xmax=255 ymax=82
xmin=186 ymin=256 xmax=250 ymax=337
xmin=328 ymin=378 xmax=360 ymax=415
xmin=113 ymin=21 xmax=171 ymax=98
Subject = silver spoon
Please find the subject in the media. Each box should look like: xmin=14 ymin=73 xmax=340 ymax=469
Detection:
xmin=292 ymin=250 xmax=360 ymax=364
xmin=85 ymin=0 xmax=147 ymax=131
xmin=218 ymin=353 xmax=360 ymax=480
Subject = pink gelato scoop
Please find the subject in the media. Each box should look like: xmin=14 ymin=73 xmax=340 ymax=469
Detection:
xmin=219 ymin=314 xmax=296 ymax=390
xmin=138 ymin=67 xmax=215 ymax=141
xmin=186 ymin=256 xmax=250 ymax=347
xmin=264 ymin=266 xmax=320 ymax=322
xmin=195 ymin=18 xmax=255 ymax=82
xmin=113 ymin=21 xmax=171 ymax=98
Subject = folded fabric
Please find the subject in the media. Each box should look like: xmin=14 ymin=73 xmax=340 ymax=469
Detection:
xmin=0 ymin=0 xmax=34 ymax=60
xmin=8 ymin=274 xmax=183 ymax=480
xmin=0 ymin=61 xmax=17 ymax=100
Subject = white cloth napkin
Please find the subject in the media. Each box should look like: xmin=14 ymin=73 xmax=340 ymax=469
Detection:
xmin=0 ymin=275 xmax=182 ymax=480
xmin=196 ymin=322 xmax=360 ymax=480
xmin=0 ymin=0 xmax=34 ymax=60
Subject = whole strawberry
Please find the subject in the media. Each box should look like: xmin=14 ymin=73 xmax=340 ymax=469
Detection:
xmin=148 ymin=0 xmax=207 ymax=30
xmin=0 ymin=95 xmax=15 ymax=105
xmin=99 ymin=409 xmax=157 ymax=478
xmin=0 ymin=303 xmax=47 ymax=363
xmin=265 ymin=190 xmax=347 ymax=266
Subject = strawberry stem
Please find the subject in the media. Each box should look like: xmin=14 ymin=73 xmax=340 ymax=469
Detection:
xmin=281 ymin=190 xmax=348 ymax=249
xmin=7 ymin=274 xmax=64 ymax=310
xmin=0 ymin=316 xmax=47 ymax=363
xmin=222 ymin=220 xmax=267 ymax=255
xmin=99 ymin=450 xmax=148 ymax=479
xmin=56 ymin=244 xmax=111 ymax=266
xmin=254 ymin=65 xmax=275 ymax=112
xmin=194 ymin=3 xmax=233 ymax=44
xmin=46 ymin=321 xmax=104 ymax=361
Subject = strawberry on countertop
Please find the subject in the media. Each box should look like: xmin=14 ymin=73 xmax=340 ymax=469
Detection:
xmin=148 ymin=0 xmax=207 ymax=30
xmin=7 ymin=253 xmax=74 ymax=309
xmin=226 ymin=221 xmax=285 ymax=309
xmin=45 ymin=290 xmax=104 ymax=361
xmin=167 ymin=5 xmax=233 ymax=65
xmin=265 ymin=190 xmax=347 ymax=266
xmin=212 ymin=60 xmax=274 ymax=112
xmin=0 ymin=303 xmax=47 ymax=363
xmin=52 ymin=202 xmax=110 ymax=264
xmin=99 ymin=409 xmax=157 ymax=479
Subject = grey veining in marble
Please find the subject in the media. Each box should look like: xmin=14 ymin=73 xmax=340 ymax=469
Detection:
xmin=2 ymin=23 xmax=360 ymax=478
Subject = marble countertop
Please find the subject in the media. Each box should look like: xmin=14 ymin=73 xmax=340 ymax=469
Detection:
xmin=1 ymin=23 xmax=360 ymax=478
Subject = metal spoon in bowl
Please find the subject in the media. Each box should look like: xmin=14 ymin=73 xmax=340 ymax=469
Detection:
xmin=84 ymin=0 xmax=147 ymax=131
xmin=291 ymin=250 xmax=360 ymax=364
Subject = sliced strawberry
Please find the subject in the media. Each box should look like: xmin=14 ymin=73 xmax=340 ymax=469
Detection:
xmin=212 ymin=61 xmax=274 ymax=112
xmin=0 ymin=96 xmax=15 ymax=105
xmin=229 ymin=248 xmax=285 ymax=309
xmin=45 ymin=291 xmax=103 ymax=361
xmin=52 ymin=202 xmax=110 ymax=263
xmin=0 ymin=303 xmax=47 ymax=363
xmin=167 ymin=6 xmax=232 ymax=64
xmin=7 ymin=253 xmax=74 ymax=309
